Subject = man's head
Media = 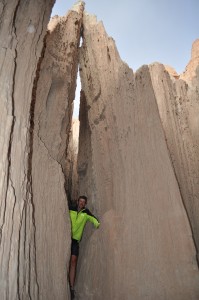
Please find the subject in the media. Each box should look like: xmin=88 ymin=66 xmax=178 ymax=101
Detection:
xmin=77 ymin=195 xmax=87 ymax=210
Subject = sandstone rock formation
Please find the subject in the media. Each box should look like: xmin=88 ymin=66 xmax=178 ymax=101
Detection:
xmin=32 ymin=4 xmax=83 ymax=300
xmin=0 ymin=1 xmax=83 ymax=299
xmin=0 ymin=1 xmax=55 ymax=298
xmin=180 ymin=39 xmax=199 ymax=82
xmin=1 ymin=1 xmax=199 ymax=299
xmin=164 ymin=65 xmax=179 ymax=79
xmin=77 ymin=13 xmax=199 ymax=299
xmin=149 ymin=40 xmax=199 ymax=260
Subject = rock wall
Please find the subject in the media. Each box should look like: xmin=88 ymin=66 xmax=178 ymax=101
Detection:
xmin=180 ymin=39 xmax=199 ymax=82
xmin=0 ymin=1 xmax=55 ymax=298
xmin=32 ymin=4 xmax=83 ymax=300
xmin=0 ymin=1 xmax=84 ymax=299
xmin=149 ymin=40 xmax=199 ymax=258
xmin=77 ymin=13 xmax=199 ymax=299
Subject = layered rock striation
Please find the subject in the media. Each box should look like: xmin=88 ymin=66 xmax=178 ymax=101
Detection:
xmin=149 ymin=39 xmax=199 ymax=260
xmin=77 ymin=13 xmax=199 ymax=299
xmin=0 ymin=1 xmax=84 ymax=299
xmin=0 ymin=1 xmax=55 ymax=298
xmin=31 ymin=4 xmax=84 ymax=299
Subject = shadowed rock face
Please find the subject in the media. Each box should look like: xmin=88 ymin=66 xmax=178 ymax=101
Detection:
xmin=0 ymin=1 xmax=83 ymax=299
xmin=32 ymin=4 xmax=83 ymax=299
xmin=77 ymin=13 xmax=199 ymax=299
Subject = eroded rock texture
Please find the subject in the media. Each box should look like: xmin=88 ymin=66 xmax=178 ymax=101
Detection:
xmin=32 ymin=4 xmax=83 ymax=299
xmin=0 ymin=1 xmax=55 ymax=298
xmin=77 ymin=13 xmax=199 ymax=299
xmin=180 ymin=39 xmax=199 ymax=82
xmin=149 ymin=39 xmax=199 ymax=258
xmin=0 ymin=1 xmax=84 ymax=299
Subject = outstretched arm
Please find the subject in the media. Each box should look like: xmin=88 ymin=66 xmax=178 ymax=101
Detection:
xmin=86 ymin=209 xmax=100 ymax=228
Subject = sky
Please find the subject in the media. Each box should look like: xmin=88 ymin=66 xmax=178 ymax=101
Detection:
xmin=51 ymin=0 xmax=199 ymax=117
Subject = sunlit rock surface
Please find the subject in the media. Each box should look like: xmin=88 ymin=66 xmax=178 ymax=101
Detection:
xmin=164 ymin=65 xmax=179 ymax=79
xmin=0 ymin=1 xmax=55 ymax=298
xmin=149 ymin=40 xmax=199 ymax=260
xmin=77 ymin=13 xmax=199 ymax=299
xmin=180 ymin=39 xmax=199 ymax=82
xmin=32 ymin=4 xmax=83 ymax=299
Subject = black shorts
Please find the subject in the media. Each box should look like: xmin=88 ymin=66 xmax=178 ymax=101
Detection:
xmin=71 ymin=239 xmax=79 ymax=256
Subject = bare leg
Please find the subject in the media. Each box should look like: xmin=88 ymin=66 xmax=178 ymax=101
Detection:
xmin=69 ymin=254 xmax=78 ymax=289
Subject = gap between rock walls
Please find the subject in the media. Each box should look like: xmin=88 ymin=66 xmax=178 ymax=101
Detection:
xmin=65 ymin=64 xmax=82 ymax=205
xmin=64 ymin=17 xmax=86 ymax=206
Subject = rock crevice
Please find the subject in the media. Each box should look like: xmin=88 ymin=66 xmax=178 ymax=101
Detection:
xmin=31 ymin=3 xmax=84 ymax=299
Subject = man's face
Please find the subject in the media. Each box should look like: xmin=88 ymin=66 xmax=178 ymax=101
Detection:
xmin=78 ymin=198 xmax=86 ymax=210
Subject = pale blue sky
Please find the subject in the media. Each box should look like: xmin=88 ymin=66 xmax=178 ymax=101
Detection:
xmin=51 ymin=0 xmax=199 ymax=117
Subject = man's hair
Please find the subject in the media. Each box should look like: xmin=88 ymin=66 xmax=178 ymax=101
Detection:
xmin=78 ymin=195 xmax=87 ymax=204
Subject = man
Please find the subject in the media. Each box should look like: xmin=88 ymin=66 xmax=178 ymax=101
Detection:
xmin=69 ymin=195 xmax=100 ymax=298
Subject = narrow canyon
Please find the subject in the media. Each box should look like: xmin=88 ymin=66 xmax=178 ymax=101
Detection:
xmin=0 ymin=1 xmax=199 ymax=299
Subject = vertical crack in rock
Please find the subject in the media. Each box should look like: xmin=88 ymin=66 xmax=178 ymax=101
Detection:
xmin=31 ymin=2 xmax=84 ymax=299
xmin=65 ymin=119 xmax=80 ymax=202
xmin=0 ymin=0 xmax=55 ymax=298
xmin=77 ymin=12 xmax=199 ymax=299
xmin=78 ymin=90 xmax=97 ymax=203
xmin=25 ymin=30 xmax=49 ymax=299
xmin=1 ymin=2 xmax=20 ymax=298
xmin=0 ymin=0 xmax=19 ymax=246
xmin=6 ymin=3 xmax=21 ymax=296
